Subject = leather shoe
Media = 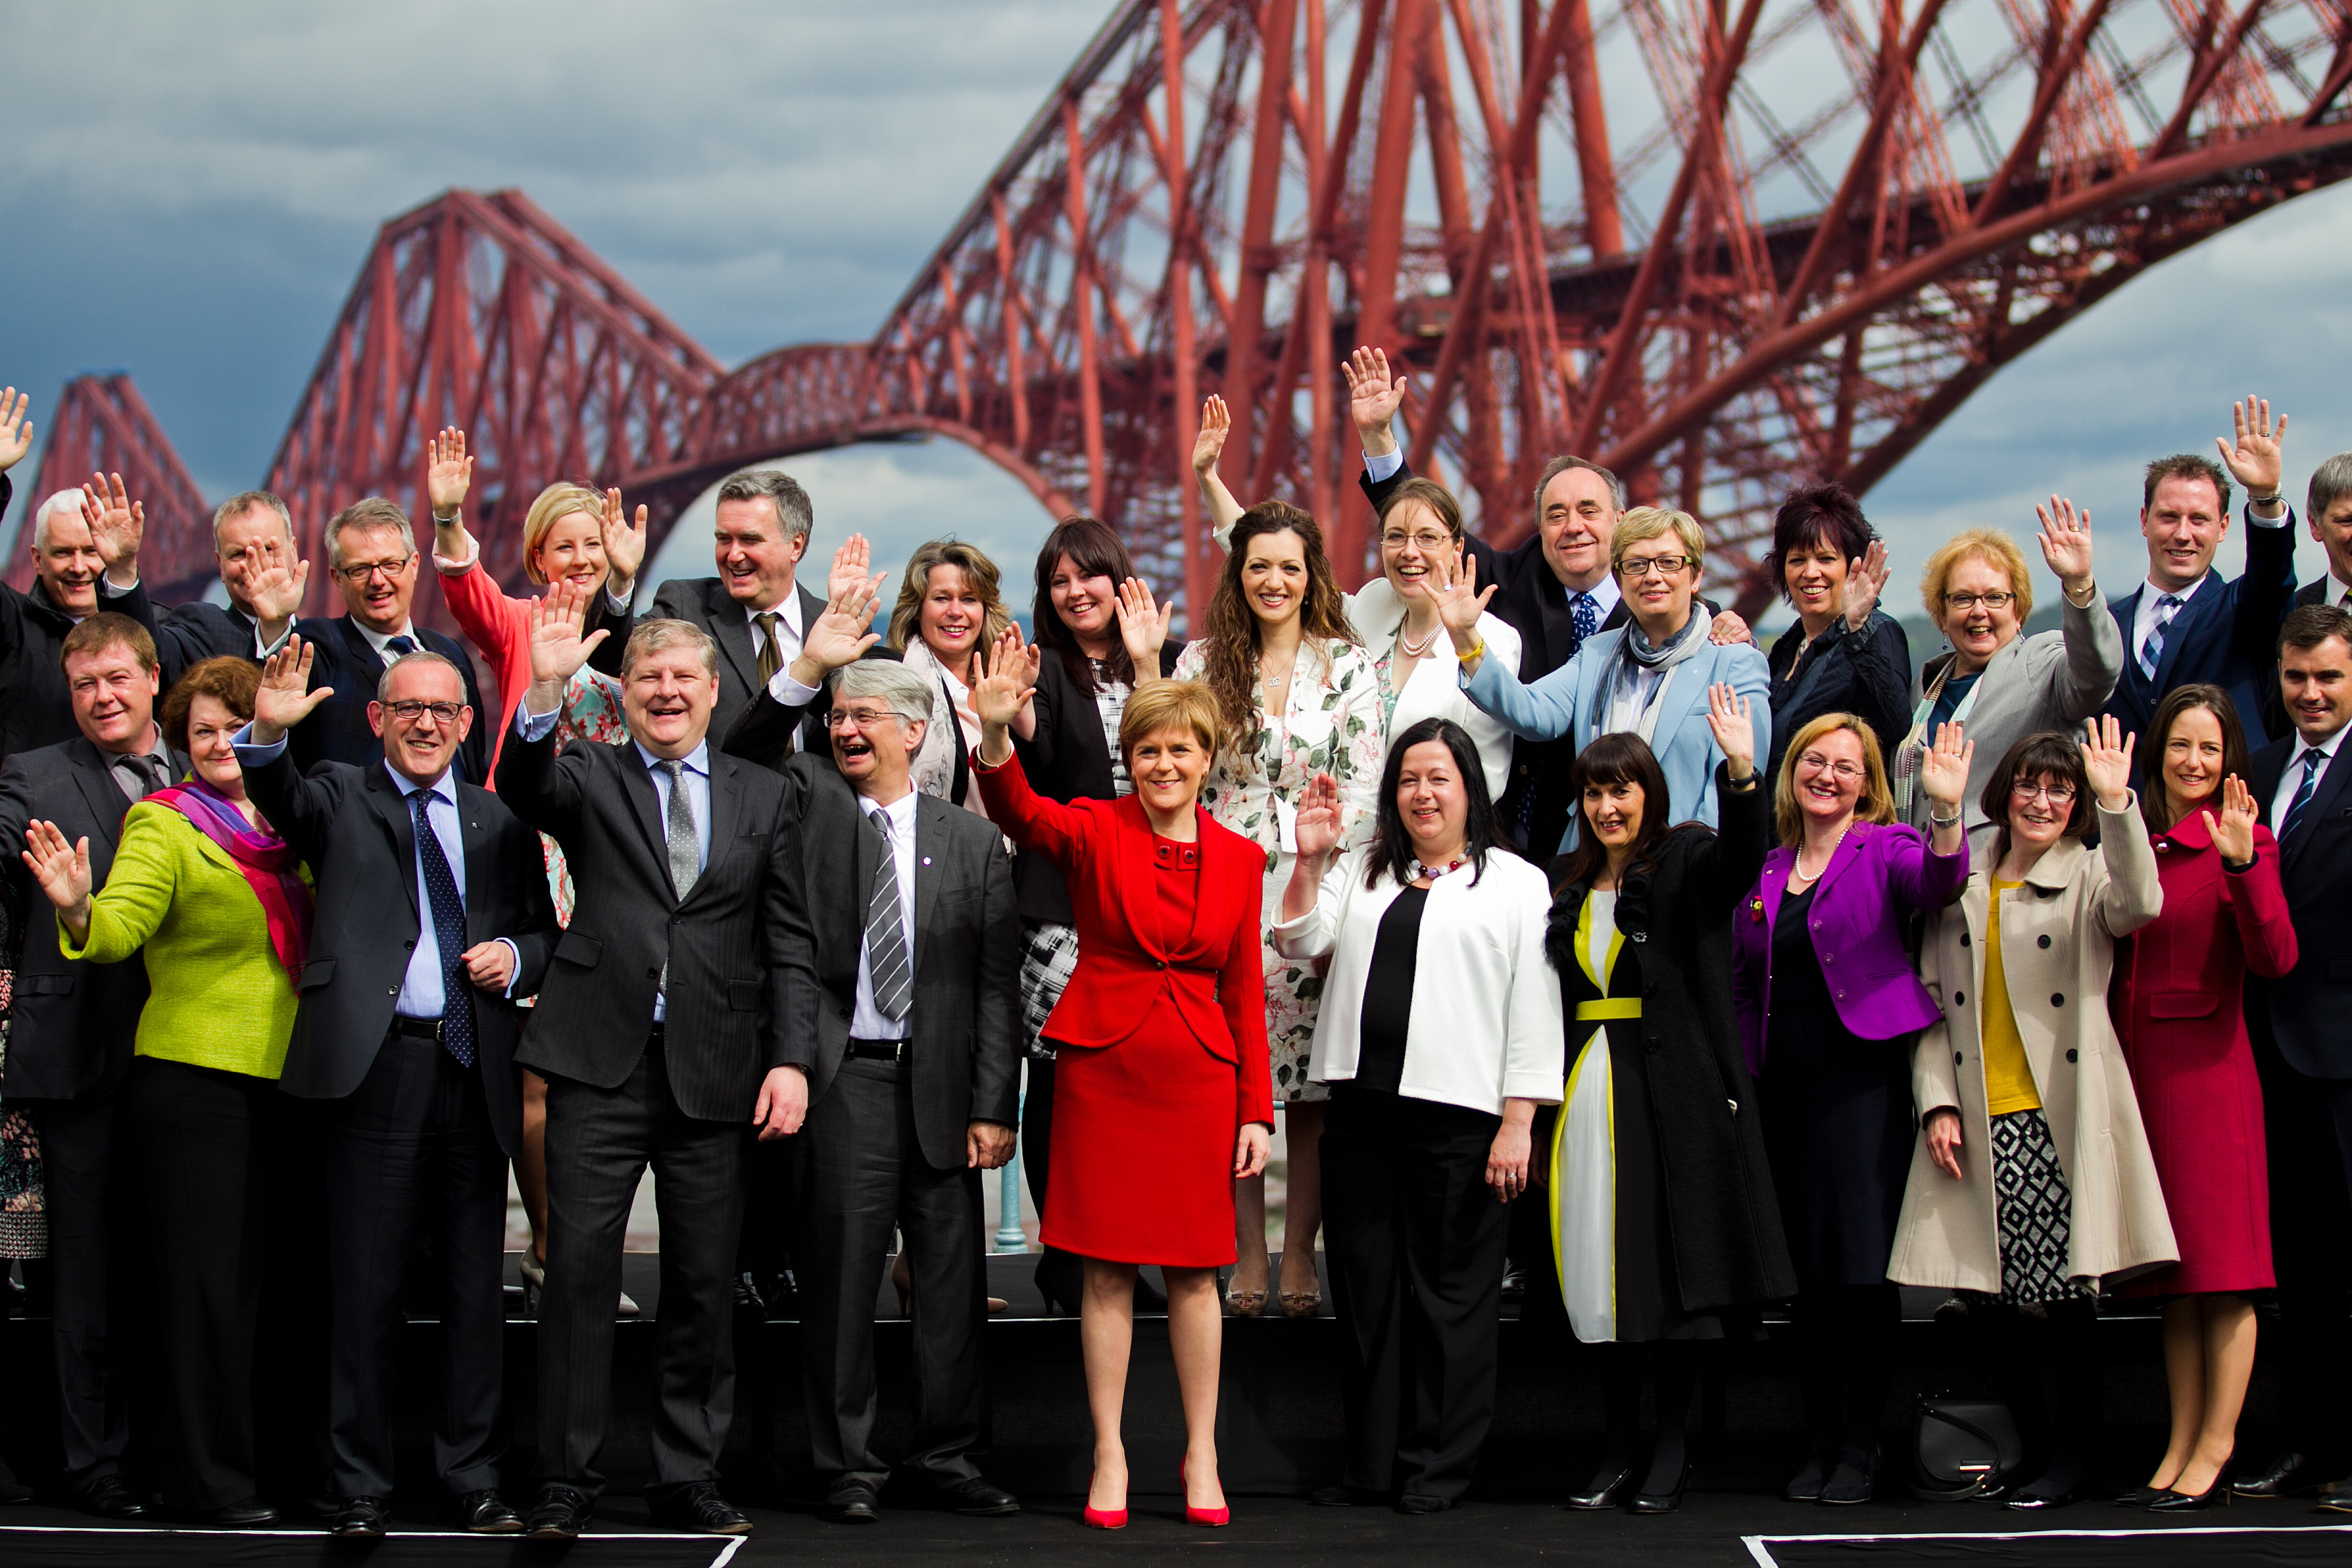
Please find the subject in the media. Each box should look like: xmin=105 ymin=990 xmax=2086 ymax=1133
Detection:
xmin=203 ymin=1497 xmax=282 ymax=1527
xmin=1820 ymin=1447 xmax=1879 ymax=1506
xmin=1630 ymin=1461 xmax=1691 ymax=1515
xmin=2234 ymin=1450 xmax=2324 ymax=1498
xmin=332 ymin=1497 xmax=389 ymax=1538
xmin=457 ymin=1489 xmax=523 ymax=1533
xmin=526 ymin=1485 xmax=594 ymax=1540
xmin=72 ymin=1474 xmax=147 ymax=1520
xmin=933 ymin=1477 xmax=1019 ymax=1516
xmin=1565 ymin=1461 xmax=1638 ymax=1510
xmin=1396 ymin=1493 xmax=1453 ymax=1514
xmin=822 ymin=1485 xmax=880 ymax=1524
xmin=648 ymin=1481 xmax=751 ymax=1535
xmin=2316 ymin=1493 xmax=2352 ymax=1515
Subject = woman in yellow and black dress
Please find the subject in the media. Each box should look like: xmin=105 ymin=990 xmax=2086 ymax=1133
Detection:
xmin=1544 ymin=688 xmax=1792 ymax=1514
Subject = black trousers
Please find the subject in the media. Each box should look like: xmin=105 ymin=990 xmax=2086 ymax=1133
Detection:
xmin=536 ymin=1040 xmax=747 ymax=1499
xmin=791 ymin=1055 xmax=987 ymax=1495
xmin=325 ymin=1028 xmax=508 ymax=1498
xmin=23 ymin=1088 xmax=137 ymax=1485
xmin=2255 ymin=1038 xmax=2352 ymax=1468
xmin=130 ymin=1057 xmax=277 ymax=1510
xmin=1320 ymin=1085 xmax=1509 ymax=1502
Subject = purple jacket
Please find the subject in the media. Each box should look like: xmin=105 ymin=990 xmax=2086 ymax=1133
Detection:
xmin=1731 ymin=820 xmax=1967 ymax=1076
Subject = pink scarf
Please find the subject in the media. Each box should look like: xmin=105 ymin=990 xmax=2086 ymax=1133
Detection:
xmin=150 ymin=778 xmax=314 ymax=976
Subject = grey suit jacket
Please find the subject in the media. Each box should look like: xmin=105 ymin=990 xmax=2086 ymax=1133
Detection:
xmin=648 ymin=576 xmax=828 ymax=771
xmin=497 ymin=721 xmax=820 ymax=1122
xmin=0 ymin=737 xmax=185 ymax=1101
xmin=783 ymin=754 xmax=1020 ymax=1171
xmin=1903 ymin=588 xmax=2125 ymax=842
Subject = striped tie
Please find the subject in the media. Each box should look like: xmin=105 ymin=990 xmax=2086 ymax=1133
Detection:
xmin=865 ymin=809 xmax=912 ymax=1021
xmin=2139 ymin=593 xmax=2184 ymax=679
xmin=2279 ymin=748 xmax=2327 ymax=845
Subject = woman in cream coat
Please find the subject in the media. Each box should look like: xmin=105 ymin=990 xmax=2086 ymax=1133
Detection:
xmin=1892 ymin=718 xmax=2172 ymax=1511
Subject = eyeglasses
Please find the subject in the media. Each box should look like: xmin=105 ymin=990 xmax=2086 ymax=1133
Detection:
xmin=383 ymin=699 xmax=464 ymax=725
xmin=1618 ymin=554 xmax=1694 ymax=579
xmin=2009 ymin=779 xmax=2078 ymax=804
xmin=1943 ymin=590 xmax=2015 ymax=611
xmin=825 ymin=707 xmax=900 ymax=730
xmin=338 ymin=556 xmax=414 ymax=584
xmin=1796 ymin=751 xmax=1867 ymax=780
xmin=1381 ymin=529 xmax=1454 ymax=551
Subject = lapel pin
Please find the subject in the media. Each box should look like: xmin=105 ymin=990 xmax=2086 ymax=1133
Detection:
xmin=922 ymin=856 xmax=933 ymax=866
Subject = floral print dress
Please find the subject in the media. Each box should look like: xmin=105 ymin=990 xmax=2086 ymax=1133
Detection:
xmin=544 ymin=666 xmax=630 ymax=926
xmin=1173 ymin=637 xmax=1387 ymax=1101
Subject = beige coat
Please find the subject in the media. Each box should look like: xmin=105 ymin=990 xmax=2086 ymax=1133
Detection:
xmin=1888 ymin=796 xmax=2176 ymax=1293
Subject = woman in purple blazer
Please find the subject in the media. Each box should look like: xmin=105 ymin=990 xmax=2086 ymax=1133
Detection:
xmin=1732 ymin=714 xmax=1970 ymax=1506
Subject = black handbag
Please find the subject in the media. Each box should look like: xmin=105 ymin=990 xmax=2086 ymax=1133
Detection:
xmin=1911 ymin=1397 xmax=2023 ymax=1500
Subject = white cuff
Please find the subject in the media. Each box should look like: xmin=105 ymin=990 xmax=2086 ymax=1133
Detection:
xmin=1363 ymin=449 xmax=1405 ymax=483
xmin=2246 ymin=501 xmax=2291 ymax=529
xmin=431 ymin=540 xmax=481 ymax=573
xmin=769 ymin=666 xmax=823 ymax=705
xmin=229 ymin=722 xmax=290 ymax=763
xmin=99 ymin=573 xmax=139 ymax=598
xmin=515 ymin=705 xmax=560 ymax=741
xmin=498 ymin=937 xmax=523 ymax=999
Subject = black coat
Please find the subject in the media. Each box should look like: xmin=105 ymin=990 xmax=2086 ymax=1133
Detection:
xmin=1544 ymin=766 xmax=1796 ymax=1312
xmin=649 ymin=576 xmax=830 ymax=772
xmin=1763 ymin=611 xmax=1914 ymax=784
xmin=2248 ymin=730 xmax=2352 ymax=1078
xmin=0 ymin=475 xmax=165 ymax=768
xmin=287 ymin=614 xmax=491 ymax=786
xmin=155 ymin=600 xmax=271 ymax=687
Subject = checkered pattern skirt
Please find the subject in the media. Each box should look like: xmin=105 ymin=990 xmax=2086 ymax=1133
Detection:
xmin=1018 ymin=921 xmax=1080 ymax=1061
xmin=1980 ymin=1108 xmax=2096 ymax=1305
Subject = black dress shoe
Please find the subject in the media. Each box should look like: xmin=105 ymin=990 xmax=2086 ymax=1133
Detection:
xmin=1565 ymin=1461 xmax=1638 ymax=1510
xmin=1630 ymin=1462 xmax=1691 ymax=1514
xmin=457 ymin=1489 xmax=523 ymax=1533
xmin=2003 ymin=1480 xmax=2075 ymax=1510
xmin=732 ymin=1270 xmax=767 ymax=1315
xmin=332 ymin=1496 xmax=390 ymax=1538
xmin=2316 ymin=1493 xmax=2352 ymax=1514
xmin=2234 ymin=1450 xmax=2322 ymax=1498
xmin=527 ymin=1485 xmax=594 ymax=1540
xmin=72 ymin=1474 xmax=147 ymax=1520
xmin=822 ymin=1485 xmax=879 ymax=1524
xmin=933 ymin=1477 xmax=1019 ymax=1516
xmin=1820 ymin=1448 xmax=1878 ymax=1506
xmin=1782 ymin=1452 xmax=1831 ymax=1503
xmin=2112 ymin=1486 xmax=2166 ymax=1507
xmin=1396 ymin=1493 xmax=1453 ymax=1514
xmin=2149 ymin=1469 xmax=2234 ymax=1512
xmin=649 ymin=1480 xmax=751 ymax=1535
xmin=204 ymin=1497 xmax=282 ymax=1527
xmin=1499 ymin=1267 xmax=1530 ymax=1301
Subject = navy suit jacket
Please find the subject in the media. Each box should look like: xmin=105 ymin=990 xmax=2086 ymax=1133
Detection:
xmin=2247 ymin=730 xmax=2352 ymax=1078
xmin=288 ymin=615 xmax=491 ymax=786
xmin=2102 ymin=508 xmax=2297 ymax=743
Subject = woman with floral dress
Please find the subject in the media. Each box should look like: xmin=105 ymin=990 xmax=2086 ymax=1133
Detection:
xmin=1174 ymin=500 xmax=1386 ymax=1316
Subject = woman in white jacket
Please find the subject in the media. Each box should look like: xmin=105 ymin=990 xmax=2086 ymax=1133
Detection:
xmin=1273 ymin=716 xmax=1564 ymax=1513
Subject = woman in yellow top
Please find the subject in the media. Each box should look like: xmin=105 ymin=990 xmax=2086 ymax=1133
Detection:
xmin=1891 ymin=717 xmax=2171 ymax=1511
xmin=22 ymin=656 xmax=313 ymax=1525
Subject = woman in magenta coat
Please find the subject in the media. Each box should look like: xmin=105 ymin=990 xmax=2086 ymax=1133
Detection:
xmin=1731 ymin=713 xmax=1969 ymax=1505
xmin=2109 ymin=684 xmax=2295 ymax=1510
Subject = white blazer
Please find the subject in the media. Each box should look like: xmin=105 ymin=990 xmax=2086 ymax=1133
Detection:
xmin=1348 ymin=577 xmax=1522 ymax=801
xmin=1272 ymin=844 xmax=1564 ymax=1116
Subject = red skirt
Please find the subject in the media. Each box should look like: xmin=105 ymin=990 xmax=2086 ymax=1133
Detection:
xmin=1043 ymin=1018 xmax=1239 ymax=1267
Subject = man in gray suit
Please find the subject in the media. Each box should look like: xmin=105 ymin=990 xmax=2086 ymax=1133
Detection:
xmin=784 ymin=660 xmax=1021 ymax=1524
xmin=497 ymin=597 xmax=820 ymax=1541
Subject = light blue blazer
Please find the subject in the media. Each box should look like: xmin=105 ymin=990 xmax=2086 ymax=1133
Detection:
xmin=1461 ymin=625 xmax=1773 ymax=854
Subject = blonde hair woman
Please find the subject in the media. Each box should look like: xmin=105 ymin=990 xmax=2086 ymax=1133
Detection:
xmin=889 ymin=538 xmax=1015 ymax=814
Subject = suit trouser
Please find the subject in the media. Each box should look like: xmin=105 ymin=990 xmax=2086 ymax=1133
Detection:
xmin=325 ymin=1028 xmax=507 ymax=1498
xmin=536 ymin=1040 xmax=746 ymax=1499
xmin=791 ymin=1055 xmax=987 ymax=1495
xmin=130 ymin=1057 xmax=275 ymax=1511
xmin=2255 ymin=1039 xmax=2352 ymax=1468
xmin=23 ymin=1089 xmax=136 ymax=1485
xmin=1320 ymin=1083 xmax=1509 ymax=1502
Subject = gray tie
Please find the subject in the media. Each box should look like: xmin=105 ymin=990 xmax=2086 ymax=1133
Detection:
xmin=865 ymin=809 xmax=912 ymax=1022
xmin=658 ymin=759 xmax=700 ymax=999
xmin=114 ymin=753 xmax=169 ymax=800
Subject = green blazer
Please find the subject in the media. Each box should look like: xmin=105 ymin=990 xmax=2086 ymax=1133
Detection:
xmin=59 ymin=801 xmax=306 ymax=1080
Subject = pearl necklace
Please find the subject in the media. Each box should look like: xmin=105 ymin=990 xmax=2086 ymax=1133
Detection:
xmin=1792 ymin=825 xmax=1849 ymax=885
xmin=1395 ymin=621 xmax=1442 ymax=658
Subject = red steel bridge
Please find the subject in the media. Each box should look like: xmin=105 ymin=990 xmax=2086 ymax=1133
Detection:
xmin=17 ymin=0 xmax=2352 ymax=624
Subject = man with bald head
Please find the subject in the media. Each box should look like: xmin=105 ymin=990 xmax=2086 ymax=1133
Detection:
xmin=234 ymin=639 xmax=555 ymax=1538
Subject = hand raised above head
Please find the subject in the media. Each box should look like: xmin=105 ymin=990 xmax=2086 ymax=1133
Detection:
xmin=600 ymin=487 xmax=648 ymax=584
xmin=253 ymin=635 xmax=333 ymax=739
xmin=1114 ymin=576 xmax=1175 ymax=672
xmin=1843 ymin=539 xmax=1890 ymax=631
xmin=1342 ymin=346 xmax=1406 ymax=451
xmin=1191 ymin=394 xmax=1230 ymax=478
xmin=526 ymin=580 xmax=608 ymax=687
xmin=0 ymin=388 xmax=31 ymax=473
xmin=826 ymin=534 xmax=873 ymax=600
xmin=80 ymin=472 xmax=144 ymax=571
xmin=2034 ymin=494 xmax=2095 ymax=587
xmin=1705 ymin=682 xmax=1757 ymax=777
xmin=971 ymin=626 xmax=1037 ymax=732
xmin=2078 ymin=713 xmax=2134 ymax=809
xmin=426 ymin=428 xmax=473 ymax=518
xmin=1919 ymin=721 xmax=1975 ymax=812
xmin=802 ymin=575 xmax=885 ymax=672
xmin=2216 ymin=394 xmax=2287 ymax=497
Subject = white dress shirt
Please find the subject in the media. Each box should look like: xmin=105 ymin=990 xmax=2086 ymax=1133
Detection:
xmin=747 ymin=591 xmax=806 ymax=674
xmin=2131 ymin=571 xmax=2208 ymax=671
xmin=2271 ymin=722 xmax=2349 ymax=831
xmin=849 ymin=789 xmax=920 ymax=1042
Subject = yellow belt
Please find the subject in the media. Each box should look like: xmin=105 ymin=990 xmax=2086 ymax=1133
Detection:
xmin=1575 ymin=997 xmax=1642 ymax=1021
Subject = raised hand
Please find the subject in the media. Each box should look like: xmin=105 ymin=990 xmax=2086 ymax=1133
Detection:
xmin=971 ymin=626 xmax=1038 ymax=735
xmin=426 ymin=428 xmax=473 ymax=519
xmin=799 ymin=575 xmax=885 ymax=674
xmin=1342 ymin=346 xmax=1406 ymax=454
xmin=826 ymin=533 xmax=873 ymax=600
xmin=2034 ymin=494 xmax=2095 ymax=593
xmin=2205 ymin=773 xmax=2258 ymax=865
xmin=2216 ymin=395 xmax=2287 ymax=500
xmin=246 ymin=548 xmax=311 ymax=627
xmin=2079 ymin=713 xmax=2135 ymax=810
xmin=80 ymin=473 xmax=144 ymax=581
xmin=251 ymin=636 xmax=335 ymax=743
xmin=1706 ymin=682 xmax=1756 ymax=780
xmin=1192 ymin=394 xmax=1230 ymax=479
xmin=1430 ymin=550 xmax=1497 ymax=645
xmin=1843 ymin=539 xmax=1891 ymax=631
xmin=0 ymin=388 xmax=30 ymax=472
xmin=526 ymin=581 xmax=608 ymax=690
xmin=1293 ymin=771 xmax=1344 ymax=861
xmin=600 ymin=486 xmax=648 ymax=587
xmin=1114 ymin=576 xmax=1175 ymax=675
xmin=20 ymin=820 xmax=94 ymax=934
xmin=1919 ymin=721 xmax=1975 ymax=815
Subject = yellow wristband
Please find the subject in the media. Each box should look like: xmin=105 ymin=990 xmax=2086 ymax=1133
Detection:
xmin=1457 ymin=639 xmax=1486 ymax=663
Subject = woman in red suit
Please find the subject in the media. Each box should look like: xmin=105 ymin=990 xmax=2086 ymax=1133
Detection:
xmin=969 ymin=630 xmax=1275 ymax=1530
xmin=2110 ymin=684 xmax=2297 ymax=1509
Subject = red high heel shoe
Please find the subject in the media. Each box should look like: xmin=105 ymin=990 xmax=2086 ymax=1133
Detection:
xmin=1180 ymin=1458 xmax=1230 ymax=1527
xmin=1082 ymin=1470 xmax=1127 ymax=1530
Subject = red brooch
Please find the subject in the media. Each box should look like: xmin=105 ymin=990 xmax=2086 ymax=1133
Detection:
xmin=1749 ymin=897 xmax=1766 ymax=923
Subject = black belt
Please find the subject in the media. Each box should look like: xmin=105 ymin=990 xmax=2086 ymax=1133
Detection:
xmin=389 ymin=1016 xmax=444 ymax=1041
xmin=847 ymin=1037 xmax=907 ymax=1061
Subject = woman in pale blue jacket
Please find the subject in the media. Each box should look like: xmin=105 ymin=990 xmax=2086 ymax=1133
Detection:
xmin=1436 ymin=506 xmax=1773 ymax=855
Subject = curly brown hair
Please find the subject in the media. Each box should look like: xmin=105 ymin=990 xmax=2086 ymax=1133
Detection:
xmin=161 ymin=656 xmax=261 ymax=754
xmin=1197 ymin=502 xmax=1357 ymax=747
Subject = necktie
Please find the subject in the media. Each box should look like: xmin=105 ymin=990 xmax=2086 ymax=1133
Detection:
xmin=1571 ymin=592 xmax=1599 ymax=645
xmin=2279 ymin=747 xmax=2327 ymax=844
xmin=656 ymin=759 xmax=699 ymax=1000
xmin=384 ymin=634 xmax=417 ymax=662
xmin=410 ymin=789 xmax=475 ymax=1067
xmin=2138 ymin=594 xmax=2184 ymax=679
xmin=754 ymin=611 xmax=783 ymax=685
xmin=115 ymin=754 xmax=169 ymax=799
xmin=865 ymin=810 xmax=912 ymax=1021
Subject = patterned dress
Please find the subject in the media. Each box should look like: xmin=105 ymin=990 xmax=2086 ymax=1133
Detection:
xmin=544 ymin=667 xmax=629 ymax=926
xmin=1174 ymin=637 xmax=1386 ymax=1101
xmin=0 ymin=864 xmax=43 ymax=1259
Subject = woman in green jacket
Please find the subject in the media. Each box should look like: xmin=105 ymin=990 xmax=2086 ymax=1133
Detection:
xmin=22 ymin=656 xmax=311 ymax=1524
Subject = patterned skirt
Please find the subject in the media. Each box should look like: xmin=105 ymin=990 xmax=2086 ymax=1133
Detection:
xmin=1972 ymin=1108 xmax=2096 ymax=1307
xmin=0 ymin=1020 xmax=46 ymax=1259
xmin=1019 ymin=921 xmax=1080 ymax=1061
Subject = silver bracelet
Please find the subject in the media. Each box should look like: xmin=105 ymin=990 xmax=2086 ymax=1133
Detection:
xmin=1930 ymin=810 xmax=1962 ymax=827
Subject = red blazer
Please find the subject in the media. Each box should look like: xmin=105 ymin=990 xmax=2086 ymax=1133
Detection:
xmin=974 ymin=750 xmax=1275 ymax=1130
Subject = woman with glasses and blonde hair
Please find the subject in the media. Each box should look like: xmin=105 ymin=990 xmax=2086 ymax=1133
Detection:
xmin=1892 ymin=719 xmax=2173 ymax=1511
xmin=1731 ymin=713 xmax=1972 ymax=1505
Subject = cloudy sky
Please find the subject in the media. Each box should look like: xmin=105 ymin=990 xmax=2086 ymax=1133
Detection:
xmin=5 ymin=0 xmax=2349 ymax=631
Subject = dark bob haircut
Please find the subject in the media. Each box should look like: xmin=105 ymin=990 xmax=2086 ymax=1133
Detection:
xmin=1031 ymin=515 xmax=1144 ymax=692
xmin=1765 ymin=481 xmax=1878 ymax=605
xmin=161 ymin=656 xmax=261 ymax=755
xmin=2139 ymin=684 xmax=2250 ymax=834
xmin=1553 ymin=731 xmax=1675 ymax=891
xmin=1980 ymin=731 xmax=2093 ymax=858
xmin=1365 ymin=718 xmax=1500 ymax=889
